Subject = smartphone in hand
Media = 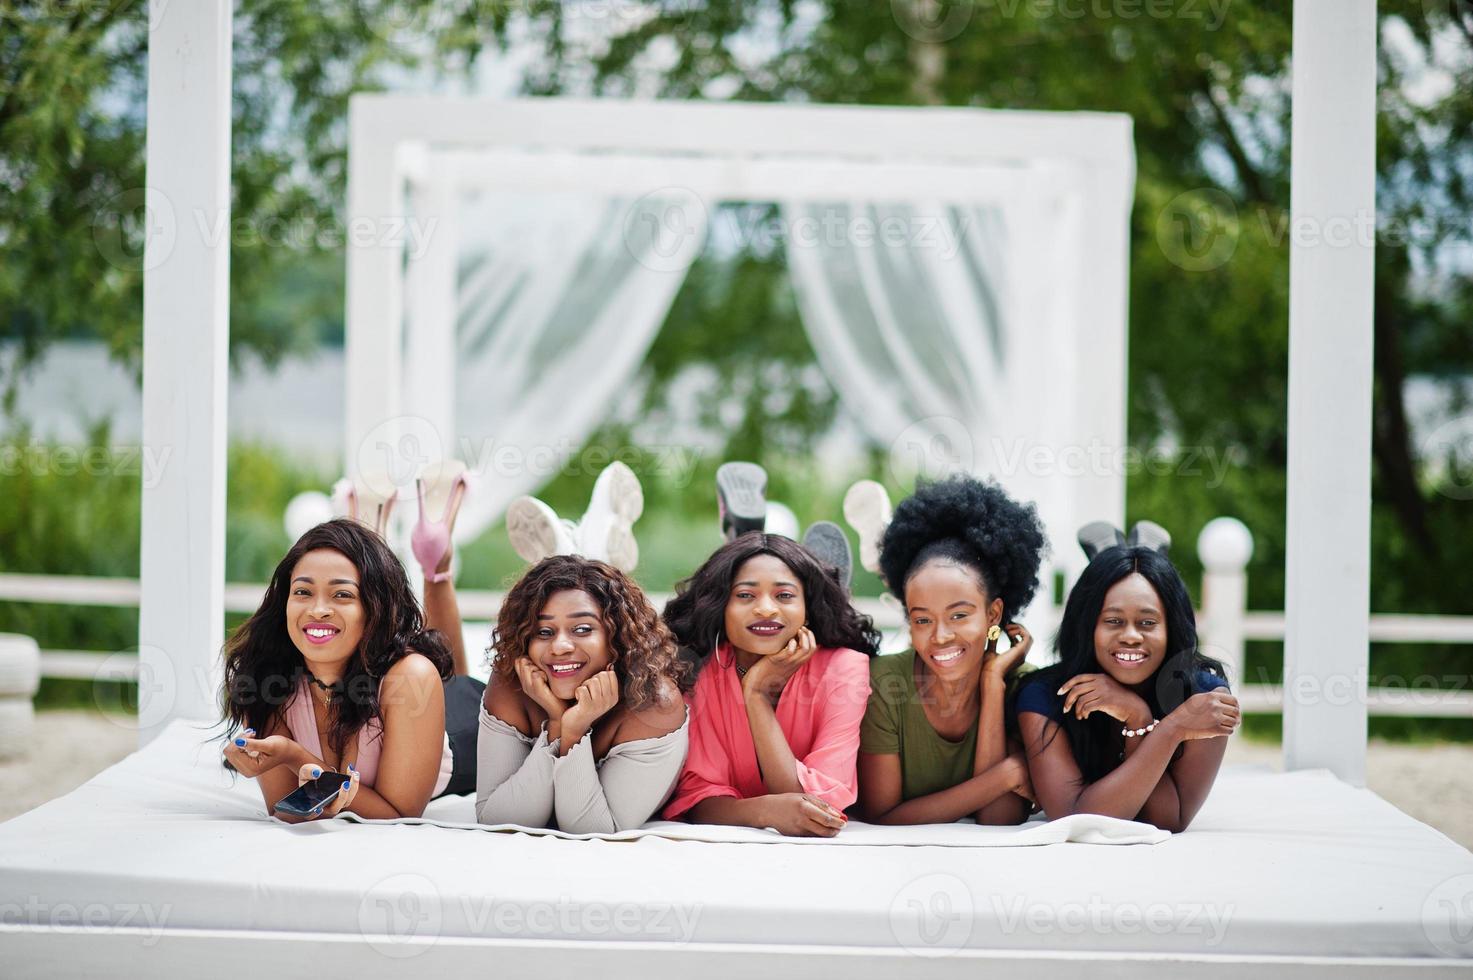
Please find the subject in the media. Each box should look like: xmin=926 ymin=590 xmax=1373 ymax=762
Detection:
xmin=274 ymin=771 xmax=347 ymax=817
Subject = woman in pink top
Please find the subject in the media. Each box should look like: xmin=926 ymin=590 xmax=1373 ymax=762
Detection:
xmin=662 ymin=533 xmax=879 ymax=837
xmin=220 ymin=520 xmax=460 ymax=822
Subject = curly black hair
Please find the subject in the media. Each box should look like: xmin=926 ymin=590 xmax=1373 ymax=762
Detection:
xmin=878 ymin=475 xmax=1048 ymax=622
xmin=665 ymin=533 xmax=881 ymax=659
xmin=492 ymin=555 xmax=692 ymax=710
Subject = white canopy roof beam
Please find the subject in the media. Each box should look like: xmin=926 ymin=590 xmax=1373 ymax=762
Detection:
xmin=429 ymin=148 xmax=1071 ymax=204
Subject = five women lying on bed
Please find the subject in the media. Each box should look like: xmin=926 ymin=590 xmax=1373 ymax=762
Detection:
xmin=220 ymin=474 xmax=1240 ymax=834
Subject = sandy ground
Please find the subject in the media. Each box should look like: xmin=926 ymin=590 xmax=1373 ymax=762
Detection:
xmin=1 ymin=710 xmax=1471 ymax=851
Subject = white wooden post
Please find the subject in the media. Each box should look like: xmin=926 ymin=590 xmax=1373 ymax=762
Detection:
xmin=138 ymin=0 xmax=233 ymax=744
xmin=1197 ymin=517 xmax=1253 ymax=690
xmin=403 ymin=158 xmax=459 ymax=466
xmin=1282 ymin=0 xmax=1377 ymax=785
xmin=344 ymin=104 xmax=408 ymax=487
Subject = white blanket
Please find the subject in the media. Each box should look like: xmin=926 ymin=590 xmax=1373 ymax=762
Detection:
xmin=2 ymin=719 xmax=1471 ymax=961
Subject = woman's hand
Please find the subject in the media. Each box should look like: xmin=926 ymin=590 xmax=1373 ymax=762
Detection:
xmin=981 ymin=623 xmax=1032 ymax=682
xmin=514 ymin=656 xmax=567 ymax=721
xmin=560 ymin=669 xmax=620 ymax=744
xmin=223 ymin=730 xmax=305 ymax=778
xmin=741 ymin=626 xmax=817 ymax=701
xmin=1165 ymin=690 xmax=1241 ymax=740
xmin=291 ymin=762 xmax=361 ymax=820
xmin=756 ymin=793 xmax=847 ymax=837
xmin=1058 ymin=673 xmax=1153 ymax=727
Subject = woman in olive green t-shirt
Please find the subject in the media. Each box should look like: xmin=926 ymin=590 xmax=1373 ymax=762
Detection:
xmin=857 ymin=476 xmax=1046 ymax=825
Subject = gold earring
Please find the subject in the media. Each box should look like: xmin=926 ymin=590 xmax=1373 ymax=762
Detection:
xmin=987 ymin=624 xmax=1002 ymax=644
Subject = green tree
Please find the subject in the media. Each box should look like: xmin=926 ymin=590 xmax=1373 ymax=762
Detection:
xmin=0 ymin=0 xmax=504 ymax=400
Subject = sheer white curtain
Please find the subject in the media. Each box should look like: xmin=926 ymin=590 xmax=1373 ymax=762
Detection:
xmin=431 ymin=190 xmax=707 ymax=540
xmin=783 ymin=186 xmax=1083 ymax=631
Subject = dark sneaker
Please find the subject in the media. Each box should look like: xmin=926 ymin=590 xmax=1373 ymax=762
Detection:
xmin=716 ymin=462 xmax=768 ymax=541
xmin=1127 ymin=520 xmax=1172 ymax=556
xmin=1077 ymin=521 xmax=1125 ymax=561
xmin=802 ymin=520 xmax=853 ymax=590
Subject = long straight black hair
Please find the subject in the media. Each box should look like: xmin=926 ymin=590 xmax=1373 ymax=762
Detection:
xmin=1025 ymin=545 xmax=1225 ymax=783
xmin=220 ymin=519 xmax=452 ymax=760
xmin=664 ymin=533 xmax=881 ymax=660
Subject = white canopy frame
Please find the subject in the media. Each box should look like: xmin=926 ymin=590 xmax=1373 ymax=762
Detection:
xmin=139 ymin=1 xmax=1378 ymax=797
xmin=344 ymin=94 xmax=1136 ymax=643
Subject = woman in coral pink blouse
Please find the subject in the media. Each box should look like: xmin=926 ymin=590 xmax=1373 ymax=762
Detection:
xmin=662 ymin=534 xmax=880 ymax=837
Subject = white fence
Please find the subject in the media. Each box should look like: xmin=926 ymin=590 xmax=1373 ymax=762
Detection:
xmin=3 ymin=516 xmax=1470 ymax=718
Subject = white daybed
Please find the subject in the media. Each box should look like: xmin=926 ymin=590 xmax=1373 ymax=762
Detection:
xmin=1 ymin=720 xmax=1470 ymax=978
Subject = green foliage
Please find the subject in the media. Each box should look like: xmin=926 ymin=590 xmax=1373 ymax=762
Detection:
xmin=0 ymin=426 xmax=333 ymax=660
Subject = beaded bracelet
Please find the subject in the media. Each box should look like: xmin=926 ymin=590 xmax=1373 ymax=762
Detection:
xmin=1122 ymin=720 xmax=1160 ymax=738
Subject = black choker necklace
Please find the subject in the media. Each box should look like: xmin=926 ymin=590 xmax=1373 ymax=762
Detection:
xmin=307 ymin=670 xmax=343 ymax=699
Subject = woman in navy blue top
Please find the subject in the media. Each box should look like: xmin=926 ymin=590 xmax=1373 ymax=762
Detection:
xmin=1017 ymin=544 xmax=1240 ymax=831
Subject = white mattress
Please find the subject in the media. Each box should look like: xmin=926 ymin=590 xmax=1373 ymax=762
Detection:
xmin=2 ymin=719 xmax=1471 ymax=968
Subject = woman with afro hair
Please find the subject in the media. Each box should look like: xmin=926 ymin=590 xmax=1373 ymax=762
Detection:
xmin=436 ymin=555 xmax=692 ymax=833
xmin=661 ymin=534 xmax=880 ymax=837
xmin=857 ymin=475 xmax=1046 ymax=825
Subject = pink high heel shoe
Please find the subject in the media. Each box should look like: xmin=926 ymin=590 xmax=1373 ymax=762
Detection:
xmin=411 ymin=465 xmax=468 ymax=583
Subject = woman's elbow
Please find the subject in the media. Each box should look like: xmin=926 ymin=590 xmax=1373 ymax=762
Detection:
xmin=1148 ymin=812 xmax=1193 ymax=833
xmin=976 ymin=798 xmax=1031 ymax=826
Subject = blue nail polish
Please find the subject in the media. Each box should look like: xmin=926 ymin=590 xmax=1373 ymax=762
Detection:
xmin=347 ymin=763 xmax=355 ymax=772
xmin=342 ymin=781 xmax=351 ymax=792
xmin=234 ymin=738 xmax=246 ymax=747
xmin=311 ymin=767 xmax=321 ymax=778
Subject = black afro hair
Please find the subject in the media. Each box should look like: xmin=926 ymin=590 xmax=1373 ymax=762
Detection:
xmin=878 ymin=475 xmax=1048 ymax=621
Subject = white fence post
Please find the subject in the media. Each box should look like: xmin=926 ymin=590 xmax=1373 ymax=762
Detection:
xmin=1197 ymin=518 xmax=1253 ymax=691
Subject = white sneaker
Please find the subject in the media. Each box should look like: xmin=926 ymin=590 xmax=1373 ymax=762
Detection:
xmin=505 ymin=496 xmax=577 ymax=563
xmin=843 ymin=480 xmax=893 ymax=575
xmin=763 ymin=500 xmax=800 ymax=540
xmin=577 ymin=461 xmax=644 ymax=572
